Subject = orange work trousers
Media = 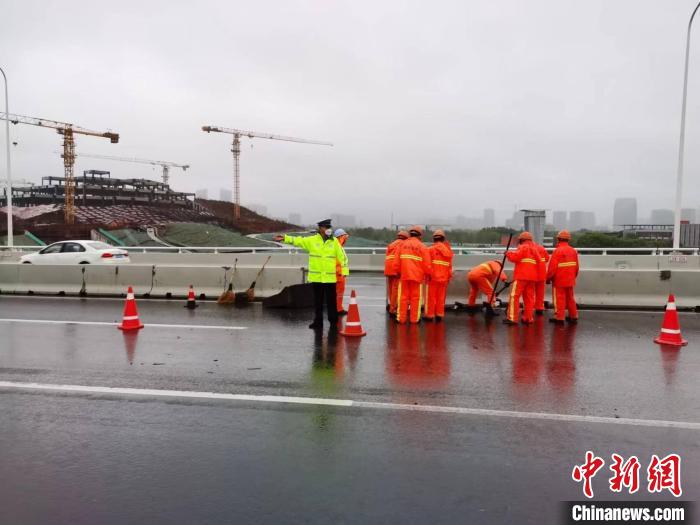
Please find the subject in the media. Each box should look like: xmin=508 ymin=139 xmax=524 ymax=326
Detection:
xmin=397 ymin=280 xmax=423 ymax=324
xmin=552 ymin=286 xmax=578 ymax=321
xmin=468 ymin=276 xmax=495 ymax=306
xmin=507 ymin=279 xmax=536 ymax=323
xmin=535 ymin=280 xmax=546 ymax=311
xmin=336 ymin=275 xmax=346 ymax=312
xmin=387 ymin=276 xmax=400 ymax=314
xmin=425 ymin=280 xmax=448 ymax=318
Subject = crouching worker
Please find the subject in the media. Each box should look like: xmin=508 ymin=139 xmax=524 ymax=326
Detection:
xmin=467 ymin=260 xmax=508 ymax=309
xmin=425 ymin=229 xmax=453 ymax=322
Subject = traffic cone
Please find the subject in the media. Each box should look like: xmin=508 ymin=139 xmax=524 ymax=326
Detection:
xmin=118 ymin=286 xmax=144 ymax=331
xmin=184 ymin=285 xmax=199 ymax=309
xmin=654 ymin=294 xmax=687 ymax=347
xmin=340 ymin=290 xmax=366 ymax=337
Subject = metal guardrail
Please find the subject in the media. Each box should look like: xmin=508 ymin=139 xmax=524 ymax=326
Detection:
xmin=1 ymin=245 xmax=699 ymax=256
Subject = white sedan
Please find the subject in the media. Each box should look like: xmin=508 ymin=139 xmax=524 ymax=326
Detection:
xmin=20 ymin=241 xmax=131 ymax=265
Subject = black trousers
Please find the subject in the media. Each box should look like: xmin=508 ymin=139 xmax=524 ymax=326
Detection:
xmin=313 ymin=282 xmax=338 ymax=324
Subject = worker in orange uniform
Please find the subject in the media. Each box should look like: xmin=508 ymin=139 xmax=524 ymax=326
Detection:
xmin=392 ymin=225 xmax=431 ymax=324
xmin=385 ymin=230 xmax=409 ymax=317
xmin=334 ymin=228 xmax=350 ymax=316
xmin=425 ymin=229 xmax=453 ymax=322
xmin=534 ymin=241 xmax=550 ymax=315
xmin=467 ymin=259 xmax=508 ymax=308
xmin=504 ymin=231 xmax=539 ymax=325
xmin=546 ymin=230 xmax=579 ymax=324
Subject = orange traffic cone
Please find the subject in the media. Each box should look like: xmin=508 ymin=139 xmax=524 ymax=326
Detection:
xmin=118 ymin=286 xmax=144 ymax=331
xmin=184 ymin=285 xmax=199 ymax=309
xmin=340 ymin=290 xmax=366 ymax=337
xmin=654 ymin=294 xmax=687 ymax=347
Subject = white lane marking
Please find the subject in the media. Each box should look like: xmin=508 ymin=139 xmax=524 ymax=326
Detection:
xmin=0 ymin=382 xmax=351 ymax=407
xmin=0 ymin=319 xmax=246 ymax=330
xmin=0 ymin=381 xmax=697 ymax=431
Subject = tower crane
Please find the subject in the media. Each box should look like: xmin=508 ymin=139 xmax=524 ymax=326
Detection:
xmin=74 ymin=153 xmax=189 ymax=185
xmin=0 ymin=112 xmax=119 ymax=224
xmin=201 ymin=126 xmax=332 ymax=220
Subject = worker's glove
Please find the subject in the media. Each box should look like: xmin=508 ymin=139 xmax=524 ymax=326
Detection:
xmin=503 ymin=281 xmax=512 ymax=288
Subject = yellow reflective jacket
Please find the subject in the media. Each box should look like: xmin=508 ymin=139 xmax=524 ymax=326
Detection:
xmin=284 ymin=233 xmax=348 ymax=283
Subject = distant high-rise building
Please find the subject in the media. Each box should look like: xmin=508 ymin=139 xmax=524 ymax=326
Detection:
xmin=504 ymin=210 xmax=524 ymax=230
xmin=681 ymin=208 xmax=696 ymax=223
xmin=249 ymin=204 xmax=268 ymax=216
xmin=613 ymin=198 xmax=637 ymax=227
xmin=288 ymin=213 xmax=302 ymax=225
xmin=331 ymin=213 xmax=357 ymax=228
xmin=195 ymin=188 xmax=208 ymax=199
xmin=650 ymin=208 xmax=674 ymax=224
xmin=553 ymin=211 xmax=568 ymax=231
xmin=219 ymin=188 xmax=232 ymax=202
xmin=483 ymin=209 xmax=495 ymax=228
xmin=569 ymin=211 xmax=595 ymax=231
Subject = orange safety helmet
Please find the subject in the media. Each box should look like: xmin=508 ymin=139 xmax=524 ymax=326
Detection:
xmin=432 ymin=229 xmax=446 ymax=239
xmin=409 ymin=225 xmax=424 ymax=236
xmin=557 ymin=229 xmax=571 ymax=241
xmin=397 ymin=230 xmax=409 ymax=239
xmin=518 ymin=231 xmax=533 ymax=242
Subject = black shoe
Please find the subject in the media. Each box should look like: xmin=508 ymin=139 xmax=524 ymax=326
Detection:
xmin=423 ymin=317 xmax=434 ymax=322
xmin=338 ymin=310 xmax=348 ymax=317
xmin=549 ymin=318 xmax=565 ymax=325
xmin=502 ymin=319 xmax=518 ymax=325
xmin=535 ymin=310 xmax=545 ymax=316
xmin=308 ymin=321 xmax=323 ymax=329
xmin=521 ymin=319 xmax=533 ymax=325
xmin=566 ymin=317 xmax=578 ymax=324
xmin=435 ymin=316 xmax=443 ymax=323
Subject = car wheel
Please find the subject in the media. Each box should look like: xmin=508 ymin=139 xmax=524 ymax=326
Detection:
xmin=22 ymin=261 xmax=32 ymax=264
xmin=79 ymin=261 xmax=90 ymax=265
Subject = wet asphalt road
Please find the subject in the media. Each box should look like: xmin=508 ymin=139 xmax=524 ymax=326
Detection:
xmin=0 ymin=275 xmax=698 ymax=524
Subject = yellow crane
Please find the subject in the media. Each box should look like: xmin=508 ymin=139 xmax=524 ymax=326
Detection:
xmin=202 ymin=126 xmax=332 ymax=220
xmin=1 ymin=112 xmax=119 ymax=224
xmin=74 ymin=153 xmax=188 ymax=185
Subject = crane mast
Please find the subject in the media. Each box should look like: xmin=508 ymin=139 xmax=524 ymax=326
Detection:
xmin=1 ymin=112 xmax=118 ymax=224
xmin=202 ymin=125 xmax=332 ymax=220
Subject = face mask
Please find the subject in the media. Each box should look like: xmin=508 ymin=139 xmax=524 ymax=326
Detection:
xmin=323 ymin=229 xmax=332 ymax=237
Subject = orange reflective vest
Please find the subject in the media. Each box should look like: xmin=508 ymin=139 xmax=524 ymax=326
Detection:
xmin=429 ymin=241 xmax=453 ymax=282
xmin=535 ymin=243 xmax=550 ymax=282
xmin=392 ymin=236 xmax=432 ymax=282
xmin=468 ymin=260 xmax=507 ymax=284
xmin=384 ymin=239 xmax=403 ymax=276
xmin=506 ymin=241 xmax=539 ymax=281
xmin=546 ymin=241 xmax=579 ymax=287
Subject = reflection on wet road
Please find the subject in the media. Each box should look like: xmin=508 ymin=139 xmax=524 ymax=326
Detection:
xmin=0 ymin=278 xmax=698 ymax=524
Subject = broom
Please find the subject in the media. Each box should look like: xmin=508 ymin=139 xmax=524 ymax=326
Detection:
xmin=235 ymin=255 xmax=272 ymax=305
xmin=217 ymin=258 xmax=237 ymax=304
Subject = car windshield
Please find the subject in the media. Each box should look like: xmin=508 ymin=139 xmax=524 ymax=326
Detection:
xmin=88 ymin=242 xmax=114 ymax=250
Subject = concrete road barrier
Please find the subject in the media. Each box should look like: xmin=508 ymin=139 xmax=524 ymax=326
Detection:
xmin=0 ymin=263 xmax=305 ymax=299
xmin=1 ymin=252 xmax=700 ymax=307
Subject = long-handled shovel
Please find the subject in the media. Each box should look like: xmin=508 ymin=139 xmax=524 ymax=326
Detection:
xmin=485 ymin=233 xmax=513 ymax=317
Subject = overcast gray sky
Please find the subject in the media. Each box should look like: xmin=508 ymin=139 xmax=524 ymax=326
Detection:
xmin=3 ymin=0 xmax=700 ymax=227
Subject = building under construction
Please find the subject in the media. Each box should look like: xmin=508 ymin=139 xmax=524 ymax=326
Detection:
xmin=2 ymin=170 xmax=195 ymax=208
